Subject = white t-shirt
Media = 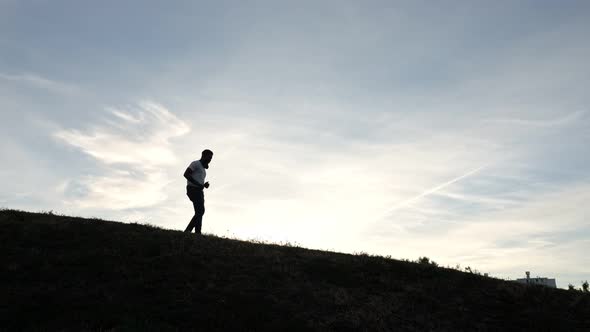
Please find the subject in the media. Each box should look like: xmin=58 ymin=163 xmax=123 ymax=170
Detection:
xmin=187 ymin=160 xmax=207 ymax=187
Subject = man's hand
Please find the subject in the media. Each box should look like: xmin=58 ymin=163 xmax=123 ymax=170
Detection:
xmin=204 ymin=182 xmax=210 ymax=189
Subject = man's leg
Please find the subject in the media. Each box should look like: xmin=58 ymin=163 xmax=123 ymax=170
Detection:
xmin=192 ymin=191 xmax=205 ymax=234
xmin=184 ymin=213 xmax=199 ymax=233
xmin=184 ymin=190 xmax=205 ymax=234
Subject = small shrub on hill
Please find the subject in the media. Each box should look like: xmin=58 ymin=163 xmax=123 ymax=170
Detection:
xmin=417 ymin=256 xmax=439 ymax=267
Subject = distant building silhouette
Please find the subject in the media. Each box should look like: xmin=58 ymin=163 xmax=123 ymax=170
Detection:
xmin=515 ymin=271 xmax=557 ymax=288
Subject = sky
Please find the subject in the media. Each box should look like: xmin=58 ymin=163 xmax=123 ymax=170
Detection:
xmin=1 ymin=0 xmax=589 ymax=288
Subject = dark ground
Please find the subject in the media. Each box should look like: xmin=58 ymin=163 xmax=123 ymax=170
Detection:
xmin=1 ymin=209 xmax=589 ymax=331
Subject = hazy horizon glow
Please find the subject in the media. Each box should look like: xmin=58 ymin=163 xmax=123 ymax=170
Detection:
xmin=1 ymin=1 xmax=589 ymax=288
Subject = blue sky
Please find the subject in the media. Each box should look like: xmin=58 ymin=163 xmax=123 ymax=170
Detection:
xmin=1 ymin=0 xmax=589 ymax=288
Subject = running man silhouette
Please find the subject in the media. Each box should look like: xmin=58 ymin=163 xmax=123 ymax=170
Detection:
xmin=183 ymin=149 xmax=213 ymax=235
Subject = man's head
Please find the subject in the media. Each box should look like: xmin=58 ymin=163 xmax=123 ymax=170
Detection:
xmin=200 ymin=149 xmax=214 ymax=168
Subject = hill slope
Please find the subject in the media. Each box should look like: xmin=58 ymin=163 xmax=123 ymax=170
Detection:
xmin=1 ymin=209 xmax=589 ymax=331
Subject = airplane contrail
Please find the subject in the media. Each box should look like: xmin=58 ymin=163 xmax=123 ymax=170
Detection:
xmin=379 ymin=165 xmax=487 ymax=219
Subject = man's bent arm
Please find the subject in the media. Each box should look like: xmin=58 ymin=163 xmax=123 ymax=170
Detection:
xmin=184 ymin=168 xmax=204 ymax=189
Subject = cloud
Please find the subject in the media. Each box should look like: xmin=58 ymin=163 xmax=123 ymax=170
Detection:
xmin=484 ymin=110 xmax=587 ymax=128
xmin=55 ymin=101 xmax=189 ymax=166
xmin=449 ymin=181 xmax=590 ymax=275
xmin=54 ymin=101 xmax=190 ymax=210
xmin=0 ymin=72 xmax=80 ymax=95
xmin=361 ymin=168 xmax=590 ymax=287
xmin=377 ymin=165 xmax=487 ymax=219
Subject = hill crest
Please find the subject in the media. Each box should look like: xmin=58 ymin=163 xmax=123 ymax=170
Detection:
xmin=2 ymin=209 xmax=589 ymax=331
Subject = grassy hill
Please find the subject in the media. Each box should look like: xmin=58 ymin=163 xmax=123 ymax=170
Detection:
xmin=1 ymin=209 xmax=589 ymax=331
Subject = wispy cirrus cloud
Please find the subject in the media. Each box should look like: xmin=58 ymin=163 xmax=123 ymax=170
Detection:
xmin=360 ymin=178 xmax=590 ymax=284
xmin=54 ymin=101 xmax=189 ymax=210
xmin=0 ymin=72 xmax=80 ymax=95
xmin=377 ymin=165 xmax=488 ymax=220
xmin=484 ymin=110 xmax=587 ymax=128
xmin=55 ymin=102 xmax=189 ymax=166
xmin=444 ymin=181 xmax=590 ymax=270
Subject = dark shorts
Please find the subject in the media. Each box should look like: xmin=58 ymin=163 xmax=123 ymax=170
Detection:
xmin=187 ymin=185 xmax=205 ymax=214
xmin=186 ymin=185 xmax=203 ymax=201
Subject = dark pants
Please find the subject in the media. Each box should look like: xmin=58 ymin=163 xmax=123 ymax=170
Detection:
xmin=184 ymin=186 xmax=205 ymax=234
